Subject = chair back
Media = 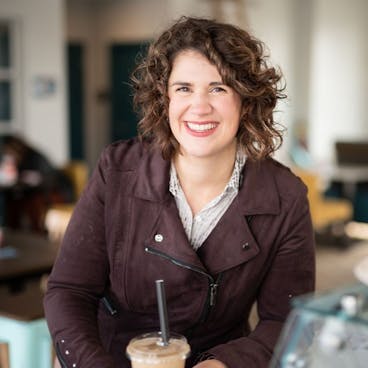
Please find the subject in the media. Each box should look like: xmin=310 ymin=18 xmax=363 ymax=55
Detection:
xmin=62 ymin=161 xmax=88 ymax=200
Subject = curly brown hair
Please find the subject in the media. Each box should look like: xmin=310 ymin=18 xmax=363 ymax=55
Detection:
xmin=132 ymin=16 xmax=286 ymax=161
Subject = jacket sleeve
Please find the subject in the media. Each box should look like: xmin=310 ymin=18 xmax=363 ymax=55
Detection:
xmin=44 ymin=148 xmax=117 ymax=368
xmin=205 ymin=187 xmax=316 ymax=367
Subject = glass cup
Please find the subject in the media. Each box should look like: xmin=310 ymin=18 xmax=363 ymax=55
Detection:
xmin=126 ymin=332 xmax=190 ymax=368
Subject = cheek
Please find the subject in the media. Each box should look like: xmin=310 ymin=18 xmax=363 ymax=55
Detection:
xmin=226 ymin=98 xmax=242 ymax=120
xmin=168 ymin=119 xmax=182 ymax=141
xmin=215 ymin=99 xmax=241 ymax=121
xmin=168 ymin=102 xmax=179 ymax=130
xmin=168 ymin=98 xmax=176 ymax=117
xmin=168 ymin=98 xmax=186 ymax=119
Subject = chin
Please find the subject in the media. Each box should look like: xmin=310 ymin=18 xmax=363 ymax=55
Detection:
xmin=182 ymin=149 xmax=215 ymax=159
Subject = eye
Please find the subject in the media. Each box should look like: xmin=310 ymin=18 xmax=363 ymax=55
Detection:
xmin=176 ymin=86 xmax=190 ymax=93
xmin=211 ymin=86 xmax=227 ymax=93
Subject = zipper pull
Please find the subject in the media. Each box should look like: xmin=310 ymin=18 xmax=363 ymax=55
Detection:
xmin=101 ymin=296 xmax=118 ymax=316
xmin=209 ymin=283 xmax=218 ymax=307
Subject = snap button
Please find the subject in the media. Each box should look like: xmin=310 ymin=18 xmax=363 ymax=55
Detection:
xmin=242 ymin=242 xmax=250 ymax=250
xmin=72 ymin=364 xmax=77 ymax=367
xmin=65 ymin=350 xmax=70 ymax=355
xmin=154 ymin=234 xmax=163 ymax=242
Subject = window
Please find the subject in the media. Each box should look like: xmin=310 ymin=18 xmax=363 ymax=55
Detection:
xmin=0 ymin=20 xmax=20 ymax=131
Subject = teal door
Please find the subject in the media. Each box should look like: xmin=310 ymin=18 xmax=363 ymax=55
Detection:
xmin=110 ymin=43 xmax=149 ymax=142
xmin=67 ymin=43 xmax=85 ymax=159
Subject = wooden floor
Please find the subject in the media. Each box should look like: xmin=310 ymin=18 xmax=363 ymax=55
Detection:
xmin=316 ymin=240 xmax=368 ymax=292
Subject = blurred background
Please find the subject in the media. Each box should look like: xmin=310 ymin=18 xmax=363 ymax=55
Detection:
xmin=0 ymin=0 xmax=367 ymax=170
xmin=1 ymin=1 xmax=368 ymax=366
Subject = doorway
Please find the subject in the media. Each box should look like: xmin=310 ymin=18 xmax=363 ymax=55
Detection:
xmin=110 ymin=43 xmax=149 ymax=142
xmin=67 ymin=43 xmax=85 ymax=160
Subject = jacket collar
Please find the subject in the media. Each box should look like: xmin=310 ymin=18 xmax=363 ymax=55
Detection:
xmin=237 ymin=159 xmax=281 ymax=216
xmin=132 ymin=146 xmax=171 ymax=202
xmin=133 ymin=147 xmax=280 ymax=216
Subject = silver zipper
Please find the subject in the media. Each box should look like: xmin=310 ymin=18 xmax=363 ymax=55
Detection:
xmin=144 ymin=246 xmax=221 ymax=316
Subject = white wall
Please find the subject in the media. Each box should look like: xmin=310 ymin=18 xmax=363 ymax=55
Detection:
xmin=245 ymin=0 xmax=296 ymax=163
xmin=308 ymin=0 xmax=368 ymax=165
xmin=247 ymin=0 xmax=368 ymax=168
xmin=0 ymin=0 xmax=68 ymax=165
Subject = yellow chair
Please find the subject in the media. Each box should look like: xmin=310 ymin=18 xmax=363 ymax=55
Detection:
xmin=293 ymin=168 xmax=353 ymax=231
xmin=44 ymin=204 xmax=75 ymax=242
xmin=45 ymin=161 xmax=89 ymax=242
xmin=62 ymin=160 xmax=89 ymax=200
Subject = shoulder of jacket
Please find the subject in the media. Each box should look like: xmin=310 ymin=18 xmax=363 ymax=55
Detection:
xmin=100 ymin=138 xmax=149 ymax=171
xmin=264 ymin=158 xmax=307 ymax=199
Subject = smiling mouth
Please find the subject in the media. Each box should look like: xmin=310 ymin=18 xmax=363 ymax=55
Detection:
xmin=185 ymin=122 xmax=218 ymax=132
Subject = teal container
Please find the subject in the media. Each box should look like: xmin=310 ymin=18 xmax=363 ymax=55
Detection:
xmin=0 ymin=316 xmax=52 ymax=368
xmin=270 ymin=283 xmax=368 ymax=368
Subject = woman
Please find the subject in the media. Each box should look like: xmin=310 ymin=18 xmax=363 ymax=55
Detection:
xmin=44 ymin=16 xmax=315 ymax=368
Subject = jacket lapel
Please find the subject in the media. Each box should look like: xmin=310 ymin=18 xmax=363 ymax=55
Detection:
xmin=143 ymin=198 xmax=206 ymax=270
xmin=132 ymin=148 xmax=282 ymax=275
xmin=199 ymin=159 xmax=282 ymax=274
xmin=197 ymin=198 xmax=260 ymax=275
xmin=238 ymin=159 xmax=281 ymax=216
xmin=132 ymin=147 xmax=205 ymax=269
xmin=132 ymin=147 xmax=171 ymax=203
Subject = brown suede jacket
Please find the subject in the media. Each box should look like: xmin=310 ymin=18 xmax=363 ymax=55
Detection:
xmin=44 ymin=138 xmax=315 ymax=368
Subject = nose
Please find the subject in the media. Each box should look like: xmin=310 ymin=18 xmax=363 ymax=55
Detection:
xmin=190 ymin=92 xmax=212 ymax=115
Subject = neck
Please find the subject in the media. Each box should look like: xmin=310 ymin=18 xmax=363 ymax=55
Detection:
xmin=173 ymin=143 xmax=237 ymax=214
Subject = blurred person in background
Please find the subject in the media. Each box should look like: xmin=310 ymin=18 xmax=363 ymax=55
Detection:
xmin=0 ymin=135 xmax=73 ymax=232
xmin=44 ymin=17 xmax=315 ymax=368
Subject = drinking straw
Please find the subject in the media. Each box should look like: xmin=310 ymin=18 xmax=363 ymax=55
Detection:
xmin=155 ymin=279 xmax=170 ymax=346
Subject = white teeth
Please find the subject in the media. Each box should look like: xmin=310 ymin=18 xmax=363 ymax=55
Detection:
xmin=186 ymin=122 xmax=217 ymax=132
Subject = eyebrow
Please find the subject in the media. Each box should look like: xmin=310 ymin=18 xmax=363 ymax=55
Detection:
xmin=169 ymin=81 xmax=225 ymax=87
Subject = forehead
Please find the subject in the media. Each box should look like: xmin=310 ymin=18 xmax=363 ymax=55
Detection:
xmin=169 ymin=49 xmax=221 ymax=81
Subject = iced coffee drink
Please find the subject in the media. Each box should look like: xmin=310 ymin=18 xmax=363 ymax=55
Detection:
xmin=126 ymin=332 xmax=190 ymax=368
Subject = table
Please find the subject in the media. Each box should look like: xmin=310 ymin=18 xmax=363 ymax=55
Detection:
xmin=0 ymin=229 xmax=58 ymax=283
xmin=0 ymin=229 xmax=57 ymax=321
xmin=0 ymin=229 xmax=56 ymax=368
xmin=328 ymin=165 xmax=368 ymax=184
xmin=326 ymin=165 xmax=368 ymax=199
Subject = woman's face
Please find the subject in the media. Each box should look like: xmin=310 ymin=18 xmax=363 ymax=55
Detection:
xmin=168 ymin=49 xmax=241 ymax=161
